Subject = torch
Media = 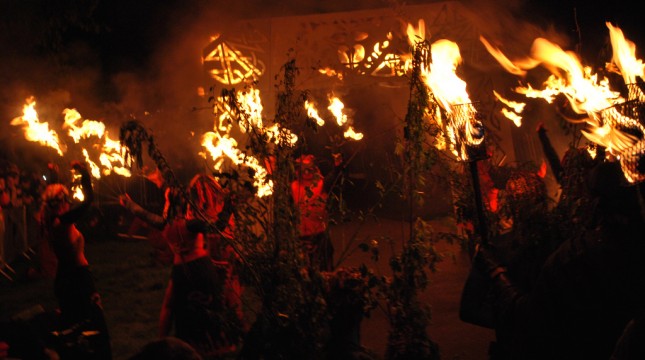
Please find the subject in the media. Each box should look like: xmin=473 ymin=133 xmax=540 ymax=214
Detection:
xmin=423 ymin=39 xmax=489 ymax=253
xmin=447 ymin=103 xmax=489 ymax=252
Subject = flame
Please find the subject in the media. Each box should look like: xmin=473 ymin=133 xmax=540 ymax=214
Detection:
xmin=424 ymin=39 xmax=484 ymax=160
xmin=318 ymin=67 xmax=343 ymax=80
xmin=237 ymin=88 xmax=264 ymax=133
xmin=484 ymin=24 xmax=645 ymax=183
xmin=10 ymin=98 xmax=131 ymax=180
xmin=407 ymin=19 xmax=427 ymax=46
xmin=72 ymin=185 xmax=84 ymax=202
xmin=327 ymin=95 xmax=363 ymax=141
xmin=494 ymin=91 xmax=525 ymax=127
xmin=10 ymin=97 xmax=64 ymax=156
xmin=99 ymin=132 xmax=131 ymax=177
xmin=606 ymin=22 xmax=645 ymax=95
xmin=201 ymin=132 xmax=273 ymax=197
xmin=343 ymin=126 xmax=364 ymax=140
xmin=82 ymin=148 xmax=102 ymax=179
xmin=63 ymin=108 xmax=106 ymax=142
xmin=305 ymin=100 xmax=325 ymax=126
xmin=328 ymin=96 xmax=348 ymax=126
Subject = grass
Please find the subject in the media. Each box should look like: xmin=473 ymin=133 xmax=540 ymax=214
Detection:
xmin=0 ymin=237 xmax=169 ymax=360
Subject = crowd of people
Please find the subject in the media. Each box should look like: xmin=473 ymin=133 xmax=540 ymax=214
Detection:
xmin=2 ymin=119 xmax=645 ymax=360
xmin=0 ymin=151 xmax=346 ymax=360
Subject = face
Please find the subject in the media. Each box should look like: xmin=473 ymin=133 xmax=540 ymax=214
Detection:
xmin=47 ymin=197 xmax=70 ymax=215
xmin=300 ymin=166 xmax=316 ymax=180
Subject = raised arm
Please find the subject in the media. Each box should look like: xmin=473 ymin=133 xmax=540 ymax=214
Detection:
xmin=59 ymin=161 xmax=94 ymax=225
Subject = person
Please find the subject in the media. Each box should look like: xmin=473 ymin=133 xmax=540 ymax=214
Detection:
xmin=39 ymin=161 xmax=111 ymax=359
xmin=119 ymin=174 xmax=241 ymax=359
xmin=471 ymin=160 xmax=645 ymax=360
xmin=291 ymin=153 xmax=344 ymax=272
xmin=2 ymin=164 xmax=26 ymax=266
xmin=536 ymin=122 xmax=599 ymax=241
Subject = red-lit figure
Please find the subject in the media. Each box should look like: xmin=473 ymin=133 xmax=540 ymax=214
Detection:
xmin=119 ymin=174 xmax=241 ymax=358
xmin=291 ymin=154 xmax=343 ymax=272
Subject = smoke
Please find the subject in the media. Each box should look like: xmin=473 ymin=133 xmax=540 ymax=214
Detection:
xmin=0 ymin=0 xmax=638 ymax=175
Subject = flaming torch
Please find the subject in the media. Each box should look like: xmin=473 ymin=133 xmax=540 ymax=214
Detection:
xmin=482 ymin=23 xmax=645 ymax=184
xmin=10 ymin=96 xmax=64 ymax=156
xmin=424 ymin=39 xmax=488 ymax=246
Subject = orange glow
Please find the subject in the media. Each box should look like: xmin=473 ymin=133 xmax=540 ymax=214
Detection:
xmin=494 ymin=91 xmax=525 ymax=127
xmin=10 ymin=97 xmax=64 ymax=156
xmin=483 ymin=24 xmax=645 ymax=183
xmin=327 ymin=95 xmax=363 ymax=141
xmin=305 ymin=100 xmax=325 ymax=126
xmin=343 ymin=126 xmax=364 ymax=140
xmin=200 ymin=132 xmax=273 ymax=197
xmin=328 ymin=95 xmax=348 ymax=126
xmin=424 ymin=39 xmax=483 ymax=160
xmin=63 ymin=108 xmax=106 ymax=142
xmin=406 ymin=19 xmax=427 ymax=46
xmin=606 ymin=22 xmax=645 ymax=95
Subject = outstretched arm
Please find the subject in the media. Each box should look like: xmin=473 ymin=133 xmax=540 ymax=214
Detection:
xmin=120 ymin=193 xmax=166 ymax=230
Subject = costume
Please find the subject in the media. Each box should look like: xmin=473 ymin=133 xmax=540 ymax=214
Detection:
xmin=291 ymin=155 xmax=343 ymax=271
xmin=121 ymin=174 xmax=241 ymax=358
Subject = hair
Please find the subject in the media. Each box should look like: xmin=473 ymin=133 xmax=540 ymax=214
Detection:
xmin=186 ymin=174 xmax=224 ymax=221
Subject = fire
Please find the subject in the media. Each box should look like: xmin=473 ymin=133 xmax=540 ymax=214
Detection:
xmin=328 ymin=96 xmax=348 ymax=126
xmin=327 ymin=95 xmax=364 ymax=140
xmin=203 ymin=87 xmax=300 ymax=197
xmin=343 ymin=126 xmax=364 ymax=140
xmin=482 ymin=24 xmax=645 ymax=183
xmin=494 ymin=91 xmax=525 ymax=127
xmin=10 ymin=96 xmax=132 ymax=180
xmin=424 ymin=39 xmax=484 ymax=160
xmin=99 ymin=132 xmax=132 ymax=177
xmin=305 ymin=100 xmax=325 ymax=126
xmin=10 ymin=97 xmax=64 ymax=156
xmin=63 ymin=108 xmax=106 ymax=142
xmin=406 ymin=19 xmax=427 ymax=46
xmin=200 ymin=132 xmax=273 ymax=197
xmin=606 ymin=22 xmax=644 ymax=99
xmin=236 ymin=88 xmax=264 ymax=133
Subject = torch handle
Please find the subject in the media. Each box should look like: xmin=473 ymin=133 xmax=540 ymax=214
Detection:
xmin=468 ymin=160 xmax=489 ymax=253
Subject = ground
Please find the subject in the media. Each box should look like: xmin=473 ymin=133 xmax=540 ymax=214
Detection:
xmin=0 ymin=215 xmax=494 ymax=360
